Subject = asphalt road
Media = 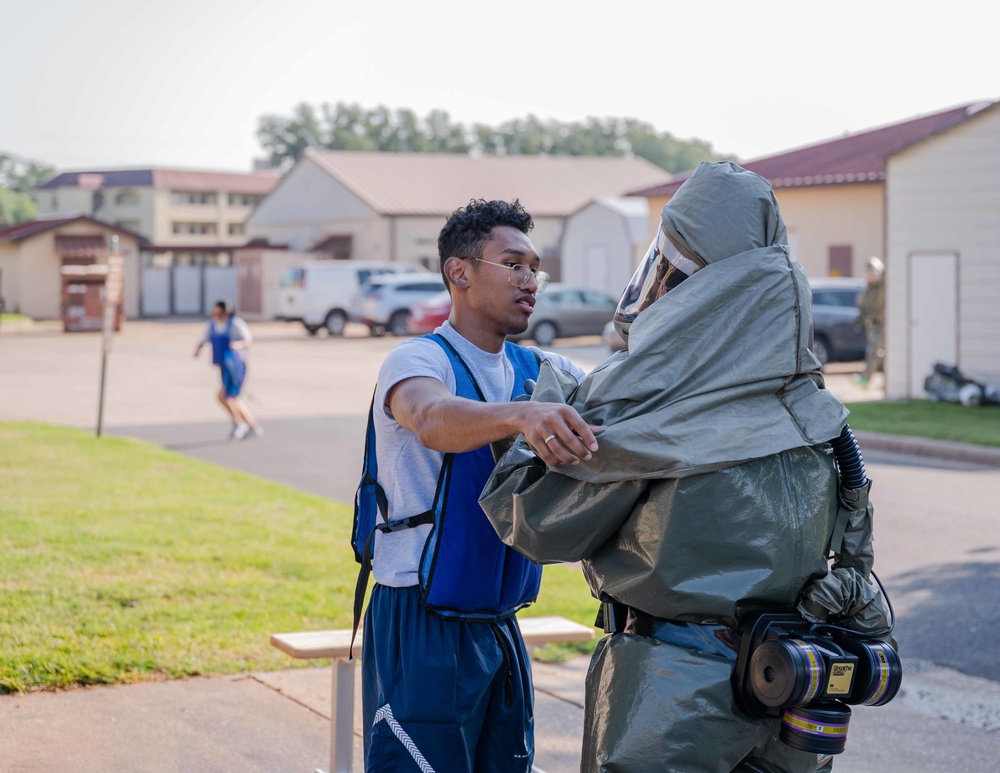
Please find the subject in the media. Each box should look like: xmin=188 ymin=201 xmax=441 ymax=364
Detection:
xmin=4 ymin=320 xmax=1000 ymax=768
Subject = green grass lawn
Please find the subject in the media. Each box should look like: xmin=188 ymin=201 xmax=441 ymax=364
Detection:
xmin=0 ymin=421 xmax=597 ymax=693
xmin=0 ymin=312 xmax=27 ymax=323
xmin=845 ymin=399 xmax=1000 ymax=448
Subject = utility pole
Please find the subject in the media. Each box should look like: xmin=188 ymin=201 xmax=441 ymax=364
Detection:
xmin=97 ymin=235 xmax=124 ymax=437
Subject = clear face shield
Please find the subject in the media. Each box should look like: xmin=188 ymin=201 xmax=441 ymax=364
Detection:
xmin=613 ymin=230 xmax=703 ymax=339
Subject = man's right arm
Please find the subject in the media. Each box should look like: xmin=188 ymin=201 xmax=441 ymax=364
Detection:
xmin=388 ymin=376 xmax=598 ymax=468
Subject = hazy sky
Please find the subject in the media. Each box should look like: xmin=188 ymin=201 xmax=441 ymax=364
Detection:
xmin=2 ymin=0 xmax=994 ymax=173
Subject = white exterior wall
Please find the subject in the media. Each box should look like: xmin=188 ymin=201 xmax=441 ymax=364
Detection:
xmin=393 ymin=214 xmax=565 ymax=272
xmin=527 ymin=217 xmax=563 ymax=269
xmin=0 ymin=245 xmax=20 ymax=313
xmin=392 ymin=216 xmax=448 ymax=269
xmin=17 ymin=232 xmax=62 ymax=319
xmin=643 ymin=185 xmax=885 ymax=280
xmin=774 ymin=185 xmax=885 ymax=278
xmin=885 ymin=105 xmax=1000 ymax=398
xmin=561 ymin=203 xmax=638 ymax=293
xmin=35 ymin=187 xmax=93 ymax=218
xmin=246 ymin=158 xmax=387 ymax=255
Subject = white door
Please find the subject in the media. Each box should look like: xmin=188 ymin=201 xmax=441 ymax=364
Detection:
xmin=909 ymin=253 xmax=958 ymax=397
xmin=582 ymin=245 xmax=609 ymax=291
xmin=204 ymin=266 xmax=237 ymax=311
xmin=140 ymin=267 xmax=170 ymax=316
xmin=173 ymin=265 xmax=203 ymax=315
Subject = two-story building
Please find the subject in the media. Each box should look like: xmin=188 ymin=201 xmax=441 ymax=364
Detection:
xmin=35 ymin=167 xmax=280 ymax=315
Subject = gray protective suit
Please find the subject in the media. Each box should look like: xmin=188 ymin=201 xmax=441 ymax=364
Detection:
xmin=480 ymin=162 xmax=892 ymax=772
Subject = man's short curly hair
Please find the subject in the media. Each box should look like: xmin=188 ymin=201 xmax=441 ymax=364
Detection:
xmin=437 ymin=199 xmax=534 ymax=281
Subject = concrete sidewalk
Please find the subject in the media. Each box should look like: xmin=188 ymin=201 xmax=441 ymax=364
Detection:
xmin=4 ymin=649 xmax=1000 ymax=772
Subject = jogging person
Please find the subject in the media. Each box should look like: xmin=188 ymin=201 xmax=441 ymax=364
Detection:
xmin=193 ymin=299 xmax=262 ymax=440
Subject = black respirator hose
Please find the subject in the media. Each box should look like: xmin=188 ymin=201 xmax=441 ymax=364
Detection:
xmin=824 ymin=423 xmax=895 ymax=637
xmin=830 ymin=424 xmax=867 ymax=489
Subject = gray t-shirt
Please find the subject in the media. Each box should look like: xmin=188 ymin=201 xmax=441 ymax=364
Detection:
xmin=371 ymin=321 xmax=586 ymax=587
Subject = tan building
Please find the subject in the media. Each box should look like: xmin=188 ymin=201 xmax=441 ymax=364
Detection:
xmin=0 ymin=216 xmax=144 ymax=321
xmin=36 ymin=168 xmax=279 ymax=251
xmin=34 ymin=167 xmax=280 ymax=316
xmin=245 ymin=150 xmax=669 ymax=280
xmin=630 ymin=100 xmax=1000 ymax=399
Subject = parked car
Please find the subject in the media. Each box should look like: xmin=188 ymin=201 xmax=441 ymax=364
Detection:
xmin=350 ymin=274 xmax=448 ymax=336
xmin=602 ymin=320 xmax=627 ymax=352
xmin=406 ymin=289 xmax=452 ymax=335
xmin=508 ymin=284 xmax=619 ymax=347
xmin=809 ymin=277 xmax=867 ymax=366
xmin=278 ymin=261 xmax=428 ymax=336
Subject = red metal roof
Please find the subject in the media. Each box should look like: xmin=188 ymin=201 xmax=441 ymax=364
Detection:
xmin=0 ymin=218 xmax=77 ymax=241
xmin=0 ymin=216 xmax=148 ymax=245
xmin=630 ymin=100 xmax=997 ymax=196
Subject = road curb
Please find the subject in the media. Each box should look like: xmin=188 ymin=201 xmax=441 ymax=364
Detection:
xmin=854 ymin=430 xmax=1000 ymax=467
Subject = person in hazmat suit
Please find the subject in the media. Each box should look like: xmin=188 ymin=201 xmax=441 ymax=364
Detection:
xmin=479 ymin=162 xmax=894 ymax=773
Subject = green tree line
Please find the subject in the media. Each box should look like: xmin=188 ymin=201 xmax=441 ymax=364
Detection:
xmin=257 ymin=102 xmax=735 ymax=173
xmin=0 ymin=152 xmax=56 ymax=228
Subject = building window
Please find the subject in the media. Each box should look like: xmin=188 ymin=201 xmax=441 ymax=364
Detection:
xmin=147 ymin=252 xmax=173 ymax=268
xmin=311 ymin=234 xmax=353 ymax=260
xmin=115 ymin=190 xmax=140 ymax=206
xmin=172 ymin=222 xmax=218 ymax=235
xmin=171 ymin=191 xmax=217 ymax=205
xmin=228 ymin=223 xmax=245 ymax=236
xmin=227 ymin=193 xmax=261 ymax=207
xmin=828 ymin=245 xmax=853 ymax=277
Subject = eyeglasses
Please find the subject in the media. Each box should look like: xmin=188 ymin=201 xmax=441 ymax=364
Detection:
xmin=467 ymin=257 xmax=550 ymax=293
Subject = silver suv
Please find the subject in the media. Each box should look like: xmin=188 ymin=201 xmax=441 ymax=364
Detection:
xmin=350 ymin=274 xmax=447 ymax=336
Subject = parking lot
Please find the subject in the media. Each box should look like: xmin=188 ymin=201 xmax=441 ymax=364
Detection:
xmin=1 ymin=319 xmax=876 ymax=503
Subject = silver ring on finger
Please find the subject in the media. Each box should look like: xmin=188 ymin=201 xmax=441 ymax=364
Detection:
xmin=543 ymin=434 xmax=557 ymax=444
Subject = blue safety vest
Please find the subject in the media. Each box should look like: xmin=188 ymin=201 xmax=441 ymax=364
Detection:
xmin=209 ymin=317 xmax=234 ymax=365
xmin=210 ymin=316 xmax=246 ymax=391
xmin=351 ymin=334 xmax=542 ymax=652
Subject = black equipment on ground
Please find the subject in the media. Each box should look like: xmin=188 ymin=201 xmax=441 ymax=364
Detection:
xmin=924 ymin=362 xmax=1000 ymax=406
xmin=732 ymin=611 xmax=902 ymax=755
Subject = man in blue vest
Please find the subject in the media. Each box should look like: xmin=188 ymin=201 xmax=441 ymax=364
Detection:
xmin=356 ymin=198 xmax=599 ymax=772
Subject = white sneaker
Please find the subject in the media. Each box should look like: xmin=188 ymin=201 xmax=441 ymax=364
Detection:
xmin=231 ymin=422 xmax=250 ymax=440
xmin=244 ymin=425 xmax=263 ymax=440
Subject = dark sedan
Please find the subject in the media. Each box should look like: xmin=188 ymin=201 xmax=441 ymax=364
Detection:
xmin=809 ymin=277 xmax=867 ymax=366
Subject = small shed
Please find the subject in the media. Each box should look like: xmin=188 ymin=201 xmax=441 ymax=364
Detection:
xmin=0 ymin=216 xmax=144 ymax=320
xmin=560 ymin=197 xmax=649 ymax=294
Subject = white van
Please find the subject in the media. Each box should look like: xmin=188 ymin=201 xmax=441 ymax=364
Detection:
xmin=278 ymin=261 xmax=428 ymax=335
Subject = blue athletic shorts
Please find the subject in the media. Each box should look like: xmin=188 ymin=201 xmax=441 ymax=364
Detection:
xmin=219 ymin=351 xmax=245 ymax=398
xmin=361 ymin=584 xmax=534 ymax=773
